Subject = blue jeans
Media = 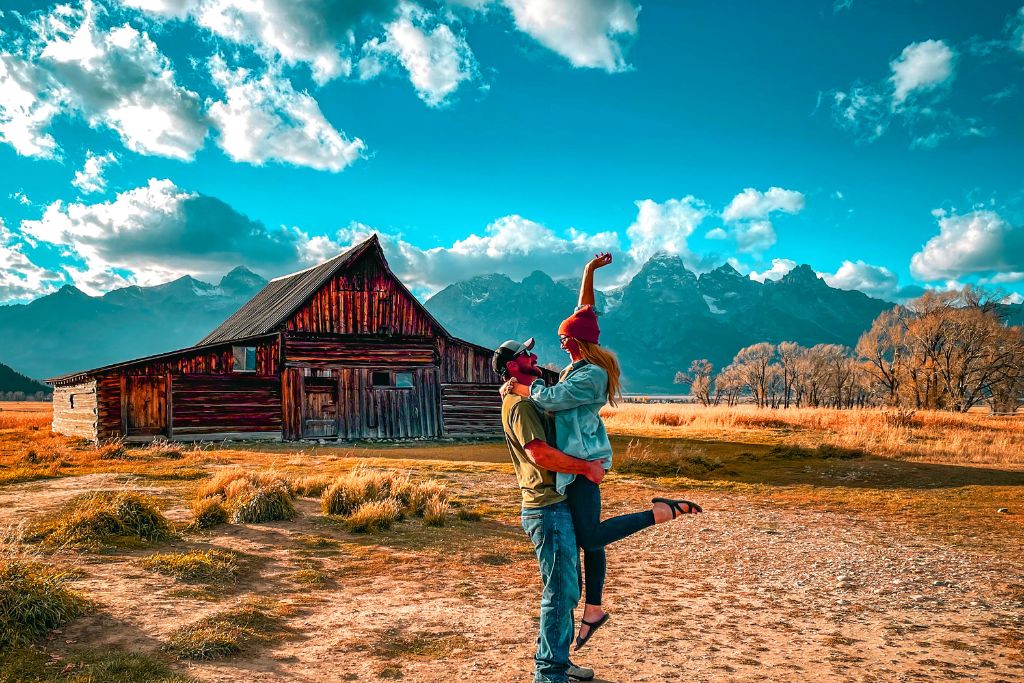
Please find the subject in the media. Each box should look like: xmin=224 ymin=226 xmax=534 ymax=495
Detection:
xmin=522 ymin=501 xmax=581 ymax=683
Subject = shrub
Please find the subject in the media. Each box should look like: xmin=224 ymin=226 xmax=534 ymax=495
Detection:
xmin=0 ymin=559 xmax=89 ymax=647
xmin=344 ymin=499 xmax=402 ymax=533
xmin=198 ymin=470 xmax=296 ymax=524
xmin=189 ymin=496 xmax=228 ymax=530
xmin=31 ymin=491 xmax=175 ymax=549
xmin=407 ymin=480 xmax=447 ymax=517
xmin=422 ymin=496 xmax=448 ymax=527
xmin=141 ymin=549 xmax=241 ymax=584
xmin=291 ymin=475 xmax=333 ymax=498
xmin=95 ymin=440 xmax=130 ymax=460
xmin=321 ymin=468 xmax=409 ymax=516
xmin=163 ymin=598 xmax=290 ymax=660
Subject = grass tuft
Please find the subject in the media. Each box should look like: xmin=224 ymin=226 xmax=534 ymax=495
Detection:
xmin=344 ymin=499 xmax=402 ymax=533
xmin=198 ymin=470 xmax=296 ymax=524
xmin=188 ymin=496 xmax=228 ymax=530
xmin=291 ymin=475 xmax=333 ymax=498
xmin=141 ymin=549 xmax=241 ymax=584
xmin=1 ymin=646 xmax=195 ymax=683
xmin=320 ymin=467 xmax=411 ymax=516
xmin=163 ymin=598 xmax=291 ymax=660
xmin=0 ymin=559 xmax=89 ymax=647
xmin=30 ymin=491 xmax=175 ymax=550
xmin=422 ymin=496 xmax=449 ymax=527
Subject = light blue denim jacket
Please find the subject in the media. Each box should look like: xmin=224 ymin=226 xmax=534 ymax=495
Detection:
xmin=528 ymin=359 xmax=613 ymax=494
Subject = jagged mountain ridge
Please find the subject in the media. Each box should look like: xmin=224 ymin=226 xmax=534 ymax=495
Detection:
xmin=0 ymin=267 xmax=268 ymax=381
xmin=425 ymin=255 xmax=896 ymax=392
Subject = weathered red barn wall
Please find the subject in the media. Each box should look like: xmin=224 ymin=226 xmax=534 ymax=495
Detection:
xmin=436 ymin=338 xmax=503 ymax=436
xmin=286 ymin=252 xmax=437 ymax=337
xmin=83 ymin=337 xmax=281 ymax=440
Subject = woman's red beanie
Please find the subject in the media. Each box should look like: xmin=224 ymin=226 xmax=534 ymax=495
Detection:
xmin=558 ymin=305 xmax=600 ymax=344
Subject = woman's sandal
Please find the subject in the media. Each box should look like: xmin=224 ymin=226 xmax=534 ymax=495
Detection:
xmin=574 ymin=613 xmax=610 ymax=651
xmin=652 ymin=497 xmax=703 ymax=518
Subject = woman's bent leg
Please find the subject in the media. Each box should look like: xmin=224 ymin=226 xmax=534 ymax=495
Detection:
xmin=567 ymin=477 xmax=655 ymax=552
xmin=566 ymin=477 xmax=605 ymax=606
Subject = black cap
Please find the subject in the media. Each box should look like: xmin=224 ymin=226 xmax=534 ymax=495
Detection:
xmin=491 ymin=337 xmax=535 ymax=376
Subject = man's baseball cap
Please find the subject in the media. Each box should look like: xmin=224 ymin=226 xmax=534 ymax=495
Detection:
xmin=491 ymin=337 xmax=535 ymax=375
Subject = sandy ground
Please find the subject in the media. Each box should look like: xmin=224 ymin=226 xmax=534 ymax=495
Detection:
xmin=3 ymin=459 xmax=1023 ymax=683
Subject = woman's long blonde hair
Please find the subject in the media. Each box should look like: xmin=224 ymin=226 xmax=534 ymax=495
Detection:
xmin=574 ymin=339 xmax=622 ymax=407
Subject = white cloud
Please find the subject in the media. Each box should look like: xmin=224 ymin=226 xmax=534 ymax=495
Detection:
xmin=983 ymin=271 xmax=1024 ymax=284
xmin=820 ymin=259 xmax=899 ymax=299
xmin=207 ymin=57 xmax=365 ymax=171
xmin=734 ymin=220 xmax=776 ymax=254
xmin=0 ymin=219 xmax=62 ymax=302
xmin=0 ymin=53 xmax=63 ymax=159
xmin=294 ymin=215 xmax=621 ymax=295
xmin=704 ymin=227 xmax=727 ymax=240
xmin=360 ymin=3 xmax=478 ymax=107
xmin=1009 ymin=6 xmax=1024 ymax=53
xmin=829 ymin=38 xmax=978 ymax=148
xmin=749 ymin=258 xmax=796 ymax=283
xmin=722 ymin=186 xmax=805 ymax=222
xmin=625 ymin=197 xmax=708 ymax=268
xmin=910 ymin=209 xmax=1024 ymax=281
xmin=890 ymin=39 xmax=956 ymax=107
xmin=32 ymin=1 xmax=208 ymax=160
xmin=11 ymin=191 xmax=33 ymax=206
xmin=72 ymin=150 xmax=119 ymax=194
xmin=124 ymin=0 xmax=403 ymax=84
xmin=499 ymin=0 xmax=639 ymax=72
xmin=19 ymin=178 xmax=312 ymax=294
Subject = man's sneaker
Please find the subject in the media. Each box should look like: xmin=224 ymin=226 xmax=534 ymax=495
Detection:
xmin=568 ymin=663 xmax=595 ymax=681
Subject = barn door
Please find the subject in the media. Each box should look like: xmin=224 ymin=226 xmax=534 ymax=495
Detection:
xmin=125 ymin=376 xmax=168 ymax=437
xmin=302 ymin=374 xmax=338 ymax=439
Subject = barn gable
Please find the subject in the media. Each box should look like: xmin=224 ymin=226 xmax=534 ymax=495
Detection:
xmin=200 ymin=234 xmax=451 ymax=345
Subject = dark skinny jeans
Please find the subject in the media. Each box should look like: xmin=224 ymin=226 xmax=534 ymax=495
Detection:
xmin=565 ymin=476 xmax=655 ymax=606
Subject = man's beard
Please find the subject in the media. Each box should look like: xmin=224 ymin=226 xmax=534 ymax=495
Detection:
xmin=522 ymin=364 xmax=543 ymax=377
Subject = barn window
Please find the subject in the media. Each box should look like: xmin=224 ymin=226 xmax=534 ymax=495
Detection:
xmin=233 ymin=346 xmax=257 ymax=373
xmin=69 ymin=394 xmax=75 ymax=409
xmin=371 ymin=371 xmax=414 ymax=389
xmin=395 ymin=372 xmax=414 ymax=388
xmin=371 ymin=371 xmax=391 ymax=387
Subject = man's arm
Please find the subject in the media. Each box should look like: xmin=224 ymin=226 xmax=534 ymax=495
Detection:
xmin=524 ymin=439 xmax=604 ymax=485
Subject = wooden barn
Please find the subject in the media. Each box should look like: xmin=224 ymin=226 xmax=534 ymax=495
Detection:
xmin=46 ymin=235 xmax=518 ymax=442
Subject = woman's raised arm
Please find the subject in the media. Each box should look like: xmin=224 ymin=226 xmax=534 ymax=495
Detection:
xmin=578 ymin=252 xmax=613 ymax=308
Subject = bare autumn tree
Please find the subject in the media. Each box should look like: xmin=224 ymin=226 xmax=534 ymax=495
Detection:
xmin=674 ymin=359 xmax=714 ymax=406
xmin=776 ymin=341 xmax=802 ymax=408
xmin=732 ymin=343 xmax=776 ymax=408
xmin=714 ymin=363 xmax=745 ymax=406
xmin=856 ymin=306 xmax=908 ymax=406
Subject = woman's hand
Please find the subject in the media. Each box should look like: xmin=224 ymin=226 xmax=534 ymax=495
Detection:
xmin=586 ymin=252 xmax=613 ymax=271
xmin=499 ymin=378 xmax=516 ymax=398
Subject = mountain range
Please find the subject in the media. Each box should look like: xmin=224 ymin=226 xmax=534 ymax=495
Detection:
xmin=1 ymin=255 xmax=1021 ymax=392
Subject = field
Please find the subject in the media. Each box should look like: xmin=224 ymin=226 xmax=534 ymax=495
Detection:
xmin=1 ymin=401 xmax=1023 ymax=682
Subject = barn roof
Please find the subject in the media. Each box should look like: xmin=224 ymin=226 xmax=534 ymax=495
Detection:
xmin=198 ymin=236 xmax=374 ymax=345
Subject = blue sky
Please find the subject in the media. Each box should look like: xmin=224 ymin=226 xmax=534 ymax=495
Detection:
xmin=1 ymin=0 xmax=1022 ymax=304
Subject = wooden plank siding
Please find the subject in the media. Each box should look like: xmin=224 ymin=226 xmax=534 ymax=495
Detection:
xmin=51 ymin=381 xmax=98 ymax=440
xmin=440 ymin=383 xmax=502 ymax=436
xmin=437 ymin=337 xmax=502 ymax=384
xmin=172 ymin=374 xmax=282 ymax=437
xmin=286 ymin=251 xmax=438 ymax=337
xmin=283 ymin=333 xmax=436 ymax=367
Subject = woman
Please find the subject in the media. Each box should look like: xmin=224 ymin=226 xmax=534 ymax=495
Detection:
xmin=501 ymin=252 xmax=702 ymax=651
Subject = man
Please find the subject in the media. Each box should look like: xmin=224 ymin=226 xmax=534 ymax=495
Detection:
xmin=493 ymin=337 xmax=604 ymax=683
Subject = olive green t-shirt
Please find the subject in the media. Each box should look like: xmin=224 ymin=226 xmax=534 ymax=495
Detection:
xmin=501 ymin=394 xmax=566 ymax=509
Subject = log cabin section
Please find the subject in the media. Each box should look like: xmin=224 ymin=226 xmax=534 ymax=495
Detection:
xmin=46 ymin=234 xmax=525 ymax=442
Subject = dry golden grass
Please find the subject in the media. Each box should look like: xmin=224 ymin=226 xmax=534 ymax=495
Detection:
xmin=197 ymin=469 xmax=296 ymax=523
xmin=343 ymin=499 xmax=403 ymax=533
xmin=189 ymin=496 xmax=228 ymax=530
xmin=162 ymin=597 xmax=294 ymax=660
xmin=602 ymin=404 xmax=1024 ymax=465
xmin=29 ymin=491 xmax=176 ymax=550
xmin=141 ymin=549 xmax=242 ymax=584
xmin=0 ymin=557 xmax=89 ymax=647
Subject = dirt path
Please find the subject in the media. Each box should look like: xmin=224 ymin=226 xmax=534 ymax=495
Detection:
xmin=3 ymin=467 xmax=1023 ymax=682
